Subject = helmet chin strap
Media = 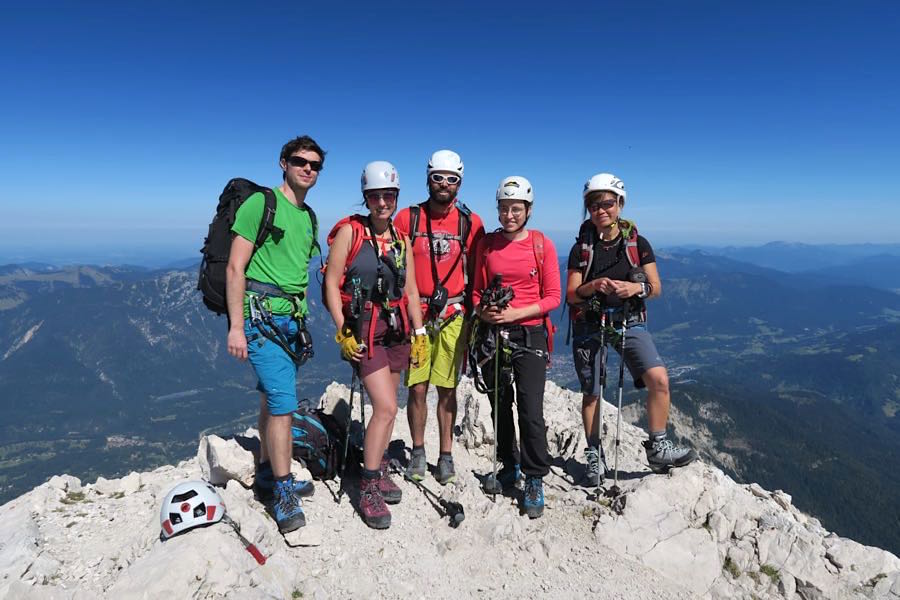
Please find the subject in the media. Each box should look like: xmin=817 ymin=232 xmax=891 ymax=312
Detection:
xmin=598 ymin=218 xmax=620 ymax=241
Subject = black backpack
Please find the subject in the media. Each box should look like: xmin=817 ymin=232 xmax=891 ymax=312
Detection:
xmin=197 ymin=178 xmax=320 ymax=315
xmin=291 ymin=407 xmax=346 ymax=480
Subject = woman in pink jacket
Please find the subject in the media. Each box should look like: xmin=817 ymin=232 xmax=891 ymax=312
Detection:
xmin=471 ymin=176 xmax=561 ymax=519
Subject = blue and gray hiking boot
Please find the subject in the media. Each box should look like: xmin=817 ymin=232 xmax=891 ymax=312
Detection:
xmin=435 ymin=454 xmax=457 ymax=485
xmin=405 ymin=447 xmax=427 ymax=482
xmin=273 ymin=476 xmax=306 ymax=533
xmin=496 ymin=462 xmax=522 ymax=490
xmin=581 ymin=446 xmax=607 ymax=487
xmin=255 ymin=463 xmax=315 ymax=500
xmin=643 ymin=437 xmax=699 ymax=473
xmin=523 ymin=476 xmax=544 ymax=519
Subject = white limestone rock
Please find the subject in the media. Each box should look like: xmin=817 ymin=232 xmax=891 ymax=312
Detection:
xmin=197 ymin=434 xmax=255 ymax=486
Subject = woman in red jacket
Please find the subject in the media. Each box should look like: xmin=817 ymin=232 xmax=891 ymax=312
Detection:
xmin=471 ymin=176 xmax=561 ymax=519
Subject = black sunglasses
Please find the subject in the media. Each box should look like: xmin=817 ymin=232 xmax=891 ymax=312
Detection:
xmin=286 ymin=156 xmax=323 ymax=172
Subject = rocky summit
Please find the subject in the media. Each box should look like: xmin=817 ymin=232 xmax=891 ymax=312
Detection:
xmin=1 ymin=378 xmax=898 ymax=599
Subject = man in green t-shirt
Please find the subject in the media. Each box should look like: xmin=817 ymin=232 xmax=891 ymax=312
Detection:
xmin=226 ymin=135 xmax=324 ymax=533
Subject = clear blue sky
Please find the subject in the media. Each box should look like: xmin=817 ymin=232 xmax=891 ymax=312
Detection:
xmin=1 ymin=1 xmax=898 ymax=264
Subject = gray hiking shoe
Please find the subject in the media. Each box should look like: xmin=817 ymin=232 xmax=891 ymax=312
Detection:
xmin=581 ymin=446 xmax=607 ymax=487
xmin=643 ymin=437 xmax=698 ymax=473
xmin=435 ymin=455 xmax=457 ymax=485
xmin=405 ymin=448 xmax=426 ymax=481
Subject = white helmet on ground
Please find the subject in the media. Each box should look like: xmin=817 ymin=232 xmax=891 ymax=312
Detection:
xmin=427 ymin=150 xmax=464 ymax=178
xmin=583 ymin=173 xmax=626 ymax=201
xmin=160 ymin=480 xmax=226 ymax=539
xmin=496 ymin=176 xmax=534 ymax=205
xmin=361 ymin=161 xmax=400 ymax=192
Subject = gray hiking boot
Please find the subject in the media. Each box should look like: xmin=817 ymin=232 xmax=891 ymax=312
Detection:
xmin=405 ymin=448 xmax=426 ymax=481
xmin=581 ymin=446 xmax=607 ymax=487
xmin=643 ymin=437 xmax=698 ymax=473
xmin=435 ymin=455 xmax=457 ymax=485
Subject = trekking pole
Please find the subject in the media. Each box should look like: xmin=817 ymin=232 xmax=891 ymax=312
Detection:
xmin=389 ymin=459 xmax=465 ymax=527
xmin=483 ymin=325 xmax=502 ymax=500
xmin=605 ymin=305 xmax=628 ymax=513
xmin=594 ymin=311 xmax=608 ymax=501
xmin=337 ymin=366 xmax=359 ymax=504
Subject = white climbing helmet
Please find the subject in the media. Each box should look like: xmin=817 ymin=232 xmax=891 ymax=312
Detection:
xmin=583 ymin=172 xmax=626 ymax=202
xmin=361 ymin=161 xmax=400 ymax=192
xmin=496 ymin=176 xmax=534 ymax=204
xmin=159 ymin=480 xmax=226 ymax=539
xmin=427 ymin=150 xmax=464 ymax=178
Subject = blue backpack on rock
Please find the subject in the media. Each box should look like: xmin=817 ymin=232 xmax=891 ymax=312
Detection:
xmin=291 ymin=402 xmax=346 ymax=480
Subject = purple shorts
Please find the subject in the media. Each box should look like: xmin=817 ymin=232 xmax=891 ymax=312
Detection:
xmin=358 ymin=316 xmax=410 ymax=378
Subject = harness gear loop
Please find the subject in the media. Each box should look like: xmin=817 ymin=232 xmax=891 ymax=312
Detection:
xmin=247 ymin=293 xmax=313 ymax=366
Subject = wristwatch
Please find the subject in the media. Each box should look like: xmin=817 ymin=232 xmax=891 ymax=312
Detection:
xmin=636 ymin=282 xmax=649 ymax=299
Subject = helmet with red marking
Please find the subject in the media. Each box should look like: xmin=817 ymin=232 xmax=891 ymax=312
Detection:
xmin=159 ymin=480 xmax=225 ymax=539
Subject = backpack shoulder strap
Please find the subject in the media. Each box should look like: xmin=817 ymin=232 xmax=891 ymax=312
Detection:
xmin=302 ymin=202 xmax=321 ymax=257
xmin=530 ymin=229 xmax=555 ymax=354
xmin=253 ymin=188 xmax=279 ymax=249
xmin=619 ymin=219 xmax=640 ymax=268
xmin=531 ymin=229 xmax=545 ymax=293
xmin=456 ymin=201 xmax=472 ymax=243
xmin=409 ymin=204 xmax=424 ymax=238
xmin=576 ymin=219 xmax=596 ymax=278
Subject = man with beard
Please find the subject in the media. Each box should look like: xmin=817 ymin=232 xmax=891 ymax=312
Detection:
xmin=393 ymin=150 xmax=485 ymax=484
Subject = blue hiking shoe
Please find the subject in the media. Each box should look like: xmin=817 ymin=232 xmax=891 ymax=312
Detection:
xmin=273 ymin=476 xmax=306 ymax=533
xmin=255 ymin=463 xmax=315 ymax=500
xmin=523 ymin=476 xmax=544 ymax=519
xmin=497 ymin=462 xmax=521 ymax=490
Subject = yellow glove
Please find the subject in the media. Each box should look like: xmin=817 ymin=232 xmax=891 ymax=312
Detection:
xmin=410 ymin=328 xmax=428 ymax=369
xmin=335 ymin=326 xmax=362 ymax=362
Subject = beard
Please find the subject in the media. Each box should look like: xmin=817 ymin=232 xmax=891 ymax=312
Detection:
xmin=429 ymin=188 xmax=457 ymax=205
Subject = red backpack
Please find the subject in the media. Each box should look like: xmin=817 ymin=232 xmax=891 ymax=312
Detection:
xmin=321 ymin=215 xmax=409 ymax=357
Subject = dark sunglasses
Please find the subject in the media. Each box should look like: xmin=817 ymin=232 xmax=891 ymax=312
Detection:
xmin=365 ymin=190 xmax=398 ymax=203
xmin=286 ymin=156 xmax=323 ymax=172
xmin=587 ymin=200 xmax=618 ymax=212
xmin=429 ymin=173 xmax=460 ymax=185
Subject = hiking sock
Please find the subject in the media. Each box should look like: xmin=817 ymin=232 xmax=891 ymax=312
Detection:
xmin=587 ymin=434 xmax=601 ymax=448
xmin=258 ymin=460 xmax=272 ymax=472
xmin=412 ymin=445 xmax=425 ymax=453
xmin=649 ymin=430 xmax=667 ymax=443
xmin=439 ymin=452 xmax=451 ymax=459
xmin=362 ymin=468 xmax=380 ymax=480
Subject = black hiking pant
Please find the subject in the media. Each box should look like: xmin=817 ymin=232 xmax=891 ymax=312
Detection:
xmin=482 ymin=324 xmax=551 ymax=478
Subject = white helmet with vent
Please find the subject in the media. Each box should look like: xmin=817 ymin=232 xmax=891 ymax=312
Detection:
xmin=496 ymin=176 xmax=534 ymax=204
xmin=159 ymin=480 xmax=225 ymax=539
xmin=361 ymin=161 xmax=400 ymax=191
xmin=427 ymin=150 xmax=464 ymax=178
xmin=583 ymin=172 xmax=626 ymax=201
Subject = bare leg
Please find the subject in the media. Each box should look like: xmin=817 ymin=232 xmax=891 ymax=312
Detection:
xmin=406 ymin=381 xmax=429 ymax=448
xmin=643 ymin=366 xmax=670 ymax=433
xmin=581 ymin=394 xmax=600 ymax=443
xmin=436 ymin=386 xmax=457 ymax=454
xmin=267 ymin=413 xmax=294 ymax=477
xmin=362 ymin=367 xmax=399 ymax=471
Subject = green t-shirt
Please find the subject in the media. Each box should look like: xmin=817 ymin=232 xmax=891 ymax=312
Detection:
xmin=231 ymin=187 xmax=320 ymax=316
